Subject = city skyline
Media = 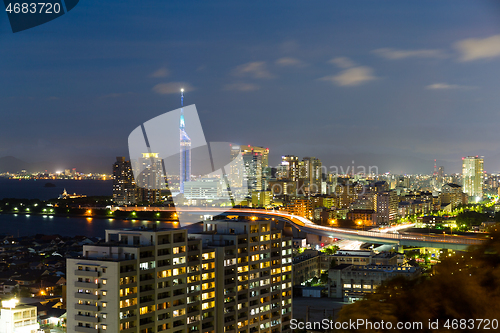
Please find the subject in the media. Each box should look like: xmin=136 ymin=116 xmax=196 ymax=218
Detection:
xmin=2 ymin=1 xmax=500 ymax=174
xmin=2 ymin=3 xmax=500 ymax=332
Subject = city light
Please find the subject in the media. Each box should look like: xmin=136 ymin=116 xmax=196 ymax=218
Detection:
xmin=2 ymin=298 xmax=19 ymax=309
xmin=1 ymin=3 xmax=500 ymax=332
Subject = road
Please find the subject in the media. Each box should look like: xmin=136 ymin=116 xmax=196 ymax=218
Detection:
xmin=111 ymin=206 xmax=487 ymax=248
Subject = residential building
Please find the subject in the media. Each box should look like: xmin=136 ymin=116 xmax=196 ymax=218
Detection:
xmin=278 ymin=156 xmax=299 ymax=181
xmin=231 ymin=146 xmax=269 ymax=192
xmin=251 ymin=190 xmax=272 ymax=208
xmin=299 ymin=157 xmax=322 ymax=195
xmin=346 ymin=209 xmax=377 ymax=227
xmin=327 ymin=264 xmax=421 ymax=300
xmin=286 ymin=198 xmax=313 ymax=220
xmin=375 ymin=191 xmax=398 ymax=224
xmin=113 ymin=157 xmax=137 ymax=206
xmin=269 ymin=180 xmax=298 ymax=197
xmin=67 ymin=219 xmax=293 ymax=333
xmin=135 ymin=153 xmax=164 ymax=203
xmin=440 ymin=183 xmax=467 ymax=209
xmin=0 ymin=299 xmax=40 ymax=333
xmin=293 ymin=250 xmax=374 ymax=286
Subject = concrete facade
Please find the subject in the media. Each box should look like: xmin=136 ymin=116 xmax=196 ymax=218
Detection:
xmin=67 ymin=219 xmax=293 ymax=333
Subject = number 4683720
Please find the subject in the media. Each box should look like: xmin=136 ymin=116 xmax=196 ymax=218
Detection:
xmin=5 ymin=3 xmax=61 ymax=14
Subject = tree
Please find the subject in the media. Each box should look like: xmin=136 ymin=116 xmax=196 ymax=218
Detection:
xmin=336 ymin=227 xmax=500 ymax=332
xmin=456 ymin=211 xmax=487 ymax=229
xmin=321 ymin=245 xmax=340 ymax=255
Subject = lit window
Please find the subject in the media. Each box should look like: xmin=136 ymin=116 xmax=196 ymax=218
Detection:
xmin=102 ymin=302 xmax=107 ymax=308
xmin=102 ymin=279 xmax=107 ymax=285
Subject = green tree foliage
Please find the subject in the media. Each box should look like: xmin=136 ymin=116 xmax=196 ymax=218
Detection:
xmin=321 ymin=245 xmax=340 ymax=255
xmin=456 ymin=211 xmax=488 ymax=229
xmin=336 ymin=227 xmax=500 ymax=332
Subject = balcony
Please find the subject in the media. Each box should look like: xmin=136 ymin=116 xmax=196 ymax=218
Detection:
xmin=74 ymin=315 xmax=99 ymax=323
xmin=188 ymin=307 xmax=199 ymax=315
xmin=120 ymin=314 xmax=137 ymax=322
xmin=75 ymin=326 xmax=97 ymax=333
xmin=75 ymin=281 xmax=99 ymax=289
xmin=75 ymin=292 xmax=99 ymax=301
xmin=75 ymin=270 xmax=99 ymax=278
xmin=75 ymin=304 xmax=98 ymax=311
xmin=202 ymin=315 xmax=214 ymax=323
xmin=202 ymin=322 xmax=214 ymax=331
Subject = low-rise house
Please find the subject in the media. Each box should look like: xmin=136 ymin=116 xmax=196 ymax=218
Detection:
xmin=327 ymin=264 xmax=421 ymax=300
xmin=0 ymin=280 xmax=18 ymax=294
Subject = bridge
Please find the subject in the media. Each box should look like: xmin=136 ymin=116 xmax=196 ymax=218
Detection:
xmin=111 ymin=206 xmax=487 ymax=251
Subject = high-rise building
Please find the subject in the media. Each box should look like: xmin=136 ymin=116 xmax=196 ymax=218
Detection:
xmin=279 ymin=155 xmax=299 ymax=181
xmin=113 ymin=157 xmax=137 ymax=206
xmin=299 ymin=157 xmax=322 ymax=195
xmin=462 ymin=156 xmax=484 ymax=199
xmin=66 ymin=219 xmax=293 ymax=333
xmin=375 ymin=191 xmax=398 ymax=225
xmin=180 ymin=89 xmax=192 ymax=194
xmin=231 ymin=145 xmax=269 ymax=192
xmin=438 ymin=166 xmax=444 ymax=178
xmin=137 ymin=153 xmax=164 ymax=203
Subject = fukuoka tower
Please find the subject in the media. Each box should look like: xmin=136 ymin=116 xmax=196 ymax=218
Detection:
xmin=179 ymin=88 xmax=191 ymax=193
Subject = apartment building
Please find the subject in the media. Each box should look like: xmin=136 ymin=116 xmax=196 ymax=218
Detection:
xmin=0 ymin=299 xmax=40 ymax=333
xmin=327 ymin=264 xmax=421 ymax=299
xmin=67 ymin=219 xmax=293 ymax=333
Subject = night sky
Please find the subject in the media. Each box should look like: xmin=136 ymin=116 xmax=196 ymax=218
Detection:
xmin=2 ymin=0 xmax=500 ymax=174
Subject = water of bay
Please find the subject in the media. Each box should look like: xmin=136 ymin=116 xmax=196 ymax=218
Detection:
xmin=0 ymin=178 xmax=112 ymax=200
xmin=0 ymin=213 xmax=178 ymax=238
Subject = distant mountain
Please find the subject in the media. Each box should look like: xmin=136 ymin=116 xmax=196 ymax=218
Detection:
xmin=0 ymin=155 xmax=114 ymax=174
xmin=0 ymin=156 xmax=33 ymax=173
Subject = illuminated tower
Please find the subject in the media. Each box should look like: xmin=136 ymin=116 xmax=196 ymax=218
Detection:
xmin=179 ymin=89 xmax=191 ymax=193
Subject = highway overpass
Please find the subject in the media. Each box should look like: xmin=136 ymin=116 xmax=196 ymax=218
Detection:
xmin=111 ymin=206 xmax=487 ymax=251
